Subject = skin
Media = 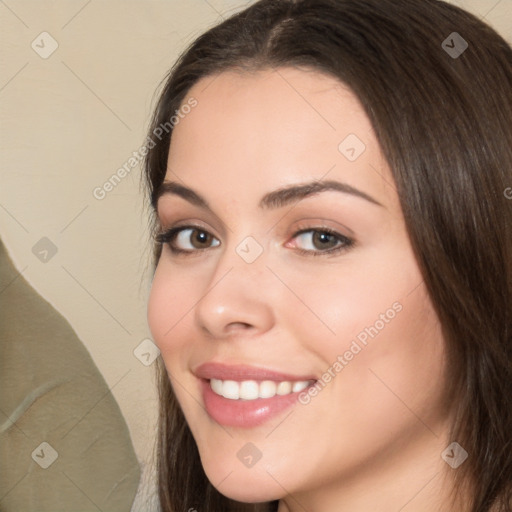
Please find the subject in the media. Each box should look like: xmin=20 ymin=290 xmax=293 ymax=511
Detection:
xmin=147 ymin=67 xmax=463 ymax=511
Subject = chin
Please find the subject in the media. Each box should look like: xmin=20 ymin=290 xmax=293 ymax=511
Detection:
xmin=200 ymin=458 xmax=285 ymax=503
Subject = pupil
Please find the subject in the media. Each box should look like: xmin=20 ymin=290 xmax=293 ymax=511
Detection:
xmin=314 ymin=231 xmax=335 ymax=249
xmin=194 ymin=230 xmax=208 ymax=247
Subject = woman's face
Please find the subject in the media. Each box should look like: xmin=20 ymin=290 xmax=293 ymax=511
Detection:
xmin=148 ymin=67 xmax=452 ymax=506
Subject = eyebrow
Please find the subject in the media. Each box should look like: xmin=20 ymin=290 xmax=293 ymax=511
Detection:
xmin=154 ymin=179 xmax=384 ymax=213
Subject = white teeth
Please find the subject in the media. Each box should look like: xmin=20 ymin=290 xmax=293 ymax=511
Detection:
xmin=292 ymin=380 xmax=309 ymax=393
xmin=276 ymin=381 xmax=292 ymax=395
xmin=259 ymin=380 xmax=277 ymax=398
xmin=210 ymin=378 xmax=223 ymax=395
xmin=239 ymin=380 xmax=259 ymax=400
xmin=210 ymin=378 xmax=312 ymax=400
xmin=222 ymin=380 xmax=240 ymax=400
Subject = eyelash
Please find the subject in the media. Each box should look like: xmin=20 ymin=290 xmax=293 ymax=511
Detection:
xmin=155 ymin=224 xmax=355 ymax=258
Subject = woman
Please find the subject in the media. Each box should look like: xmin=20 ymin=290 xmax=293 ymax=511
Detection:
xmin=143 ymin=0 xmax=512 ymax=510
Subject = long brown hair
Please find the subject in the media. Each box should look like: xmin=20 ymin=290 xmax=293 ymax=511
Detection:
xmin=142 ymin=1 xmax=512 ymax=510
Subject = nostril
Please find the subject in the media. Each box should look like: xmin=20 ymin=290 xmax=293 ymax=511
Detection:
xmin=226 ymin=322 xmax=253 ymax=331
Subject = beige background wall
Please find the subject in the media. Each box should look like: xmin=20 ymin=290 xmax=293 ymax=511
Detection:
xmin=1 ymin=0 xmax=510 ymax=510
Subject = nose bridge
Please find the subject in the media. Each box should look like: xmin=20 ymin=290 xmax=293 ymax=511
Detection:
xmin=194 ymin=233 xmax=274 ymax=337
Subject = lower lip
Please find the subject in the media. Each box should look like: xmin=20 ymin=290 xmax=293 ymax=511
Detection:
xmin=201 ymin=379 xmax=312 ymax=428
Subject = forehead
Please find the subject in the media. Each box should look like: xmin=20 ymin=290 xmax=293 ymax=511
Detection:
xmin=171 ymin=66 xmax=373 ymax=157
xmin=166 ymin=67 xmax=395 ymax=211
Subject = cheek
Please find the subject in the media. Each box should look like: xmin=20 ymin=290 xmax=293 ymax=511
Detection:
xmin=278 ymin=242 xmax=448 ymax=421
xmin=363 ymin=285 xmax=448 ymax=409
xmin=319 ymin=279 xmax=447 ymax=446
xmin=272 ymin=244 xmax=422 ymax=362
xmin=147 ymin=259 xmax=197 ymax=361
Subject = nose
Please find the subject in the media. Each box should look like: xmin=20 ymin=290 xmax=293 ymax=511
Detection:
xmin=194 ymin=246 xmax=276 ymax=339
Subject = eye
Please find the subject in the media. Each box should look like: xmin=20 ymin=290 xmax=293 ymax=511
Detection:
xmin=156 ymin=225 xmax=354 ymax=257
xmin=156 ymin=226 xmax=220 ymax=254
xmin=289 ymin=228 xmax=354 ymax=256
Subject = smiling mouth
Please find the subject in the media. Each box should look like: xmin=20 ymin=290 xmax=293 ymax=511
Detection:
xmin=209 ymin=378 xmax=315 ymax=400
xmin=195 ymin=362 xmax=318 ymax=426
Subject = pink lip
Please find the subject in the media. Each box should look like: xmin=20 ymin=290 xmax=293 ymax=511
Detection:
xmin=194 ymin=362 xmax=316 ymax=382
xmin=194 ymin=362 xmax=317 ymax=428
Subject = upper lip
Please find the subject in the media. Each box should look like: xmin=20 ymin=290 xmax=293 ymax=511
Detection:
xmin=194 ymin=362 xmax=317 ymax=382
